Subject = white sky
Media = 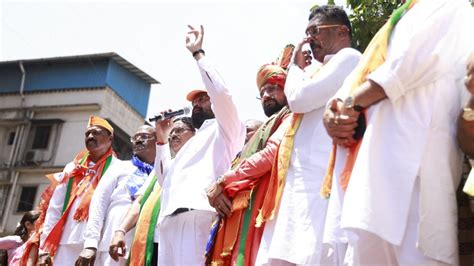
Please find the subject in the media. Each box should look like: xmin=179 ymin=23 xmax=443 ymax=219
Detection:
xmin=1 ymin=0 xmax=344 ymax=122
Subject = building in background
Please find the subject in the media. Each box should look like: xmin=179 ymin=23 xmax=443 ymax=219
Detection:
xmin=0 ymin=52 xmax=158 ymax=233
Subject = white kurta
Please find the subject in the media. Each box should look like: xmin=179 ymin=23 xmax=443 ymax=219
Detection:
xmin=83 ymin=160 xmax=148 ymax=257
xmin=40 ymin=156 xmax=123 ymax=258
xmin=339 ymin=0 xmax=474 ymax=264
xmin=157 ymin=56 xmax=245 ymax=223
xmin=153 ymin=56 xmax=245 ymax=265
xmin=256 ymin=48 xmax=361 ymax=265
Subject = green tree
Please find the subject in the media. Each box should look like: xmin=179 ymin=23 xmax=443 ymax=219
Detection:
xmin=344 ymin=0 xmax=402 ymax=52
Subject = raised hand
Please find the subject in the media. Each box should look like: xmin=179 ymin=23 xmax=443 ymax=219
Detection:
xmin=186 ymin=25 xmax=204 ymax=54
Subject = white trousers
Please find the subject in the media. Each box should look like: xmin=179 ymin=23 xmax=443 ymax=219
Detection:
xmin=158 ymin=210 xmax=215 ymax=266
xmin=344 ymin=180 xmax=449 ymax=266
xmin=54 ymin=243 xmax=82 ymax=265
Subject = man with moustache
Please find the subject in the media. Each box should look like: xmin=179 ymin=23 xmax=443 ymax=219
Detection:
xmin=254 ymin=5 xmax=361 ymax=265
xmin=108 ymin=120 xmax=195 ymax=266
xmin=206 ymin=49 xmax=293 ymax=265
xmin=38 ymin=116 xmax=122 ymax=265
xmin=76 ymin=125 xmax=156 ymax=265
xmin=127 ymin=25 xmax=245 ymax=265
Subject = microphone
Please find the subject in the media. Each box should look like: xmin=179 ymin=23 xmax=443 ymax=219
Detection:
xmin=149 ymin=106 xmax=191 ymax=122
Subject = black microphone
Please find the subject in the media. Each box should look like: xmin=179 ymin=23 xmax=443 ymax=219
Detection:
xmin=149 ymin=106 xmax=191 ymax=122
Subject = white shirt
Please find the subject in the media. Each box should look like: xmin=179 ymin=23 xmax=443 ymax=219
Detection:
xmin=155 ymin=56 xmax=245 ymax=224
xmin=256 ymin=48 xmax=361 ymax=265
xmin=83 ymin=160 xmax=142 ymax=251
xmin=40 ymin=157 xmax=123 ymax=247
xmin=339 ymin=0 xmax=474 ymax=264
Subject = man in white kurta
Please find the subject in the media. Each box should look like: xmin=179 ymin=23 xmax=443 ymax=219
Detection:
xmin=152 ymin=26 xmax=245 ymax=265
xmin=77 ymin=125 xmax=156 ymax=265
xmin=324 ymin=0 xmax=474 ymax=264
xmin=255 ymin=6 xmax=361 ymax=266
xmin=39 ymin=116 xmax=122 ymax=265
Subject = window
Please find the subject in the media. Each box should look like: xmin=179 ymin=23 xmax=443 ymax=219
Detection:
xmin=32 ymin=125 xmax=52 ymax=149
xmin=16 ymin=186 xmax=38 ymax=212
xmin=7 ymin=132 xmax=15 ymax=145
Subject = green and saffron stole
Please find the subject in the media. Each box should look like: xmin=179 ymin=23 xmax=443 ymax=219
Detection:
xmin=321 ymin=0 xmax=419 ymax=198
xmin=208 ymin=106 xmax=292 ymax=266
xmin=128 ymin=173 xmax=162 ymax=266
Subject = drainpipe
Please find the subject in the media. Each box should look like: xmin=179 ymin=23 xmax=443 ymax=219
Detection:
xmin=19 ymin=61 xmax=26 ymax=107
xmin=0 ymin=62 xmax=28 ymax=232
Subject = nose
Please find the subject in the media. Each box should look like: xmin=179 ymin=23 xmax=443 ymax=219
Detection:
xmin=262 ymin=90 xmax=273 ymax=100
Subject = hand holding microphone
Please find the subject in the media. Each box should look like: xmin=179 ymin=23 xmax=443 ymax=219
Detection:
xmin=149 ymin=106 xmax=191 ymax=122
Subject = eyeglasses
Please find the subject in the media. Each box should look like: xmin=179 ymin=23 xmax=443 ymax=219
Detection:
xmin=85 ymin=128 xmax=109 ymax=137
xmin=130 ymin=133 xmax=155 ymax=143
xmin=306 ymin=24 xmax=343 ymax=37
xmin=259 ymin=84 xmax=282 ymax=98
xmin=192 ymin=94 xmax=210 ymax=107
xmin=170 ymin=127 xmax=192 ymax=135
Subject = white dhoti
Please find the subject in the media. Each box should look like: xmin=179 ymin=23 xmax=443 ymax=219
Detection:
xmin=158 ymin=210 xmax=215 ymax=266
xmin=344 ymin=179 xmax=449 ymax=266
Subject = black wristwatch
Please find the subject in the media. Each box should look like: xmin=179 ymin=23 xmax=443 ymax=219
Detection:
xmin=344 ymin=96 xmax=364 ymax=112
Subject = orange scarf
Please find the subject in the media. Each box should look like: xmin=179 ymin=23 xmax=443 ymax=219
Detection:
xmin=41 ymin=148 xmax=113 ymax=256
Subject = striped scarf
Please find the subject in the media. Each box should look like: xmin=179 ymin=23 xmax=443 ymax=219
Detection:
xmin=128 ymin=172 xmax=162 ymax=266
xmin=41 ymin=148 xmax=113 ymax=256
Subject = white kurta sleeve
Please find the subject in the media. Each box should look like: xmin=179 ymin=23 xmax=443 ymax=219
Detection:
xmin=154 ymin=144 xmax=171 ymax=186
xmin=368 ymin=1 xmax=474 ymax=102
xmin=285 ymin=48 xmax=361 ymax=113
xmin=39 ymin=163 xmax=75 ymax=246
xmin=197 ymin=57 xmax=244 ymax=143
xmin=83 ymin=162 xmax=122 ymax=249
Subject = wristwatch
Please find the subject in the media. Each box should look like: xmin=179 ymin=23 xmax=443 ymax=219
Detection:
xmin=462 ymin=107 xmax=474 ymax=121
xmin=344 ymin=96 xmax=364 ymax=112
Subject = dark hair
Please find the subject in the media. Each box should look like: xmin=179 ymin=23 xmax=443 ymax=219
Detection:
xmin=14 ymin=210 xmax=40 ymax=242
xmin=308 ymin=5 xmax=352 ymax=40
xmin=173 ymin=116 xmax=195 ymax=132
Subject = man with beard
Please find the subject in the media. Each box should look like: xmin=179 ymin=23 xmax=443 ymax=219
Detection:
xmin=154 ymin=25 xmax=245 ymax=265
xmin=38 ymin=116 xmax=122 ymax=265
xmin=253 ymin=5 xmax=361 ymax=265
xmin=110 ymin=26 xmax=245 ymax=266
xmin=205 ymin=45 xmax=294 ymax=265
xmin=76 ymin=125 xmax=156 ymax=265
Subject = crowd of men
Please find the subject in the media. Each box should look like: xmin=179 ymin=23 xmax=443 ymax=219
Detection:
xmin=7 ymin=0 xmax=474 ymax=265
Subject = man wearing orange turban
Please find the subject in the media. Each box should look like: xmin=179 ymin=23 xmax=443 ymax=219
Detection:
xmin=39 ymin=115 xmax=124 ymax=265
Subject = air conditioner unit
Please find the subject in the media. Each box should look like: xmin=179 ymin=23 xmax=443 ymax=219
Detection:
xmin=24 ymin=150 xmax=45 ymax=165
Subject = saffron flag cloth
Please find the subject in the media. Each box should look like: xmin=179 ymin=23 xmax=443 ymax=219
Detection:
xmin=128 ymin=174 xmax=162 ymax=266
xmin=320 ymin=0 xmax=418 ymax=198
xmin=20 ymin=172 xmax=61 ymax=265
xmin=41 ymin=148 xmax=114 ymax=257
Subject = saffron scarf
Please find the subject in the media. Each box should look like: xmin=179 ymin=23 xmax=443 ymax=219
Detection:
xmin=320 ymin=0 xmax=418 ymax=198
xmin=207 ymin=106 xmax=291 ymax=266
xmin=128 ymin=173 xmax=162 ymax=266
xmin=20 ymin=173 xmax=60 ymax=265
xmin=41 ymin=148 xmax=113 ymax=256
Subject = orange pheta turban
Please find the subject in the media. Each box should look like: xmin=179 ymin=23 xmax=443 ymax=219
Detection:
xmin=87 ymin=115 xmax=114 ymax=135
xmin=256 ymin=64 xmax=287 ymax=90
